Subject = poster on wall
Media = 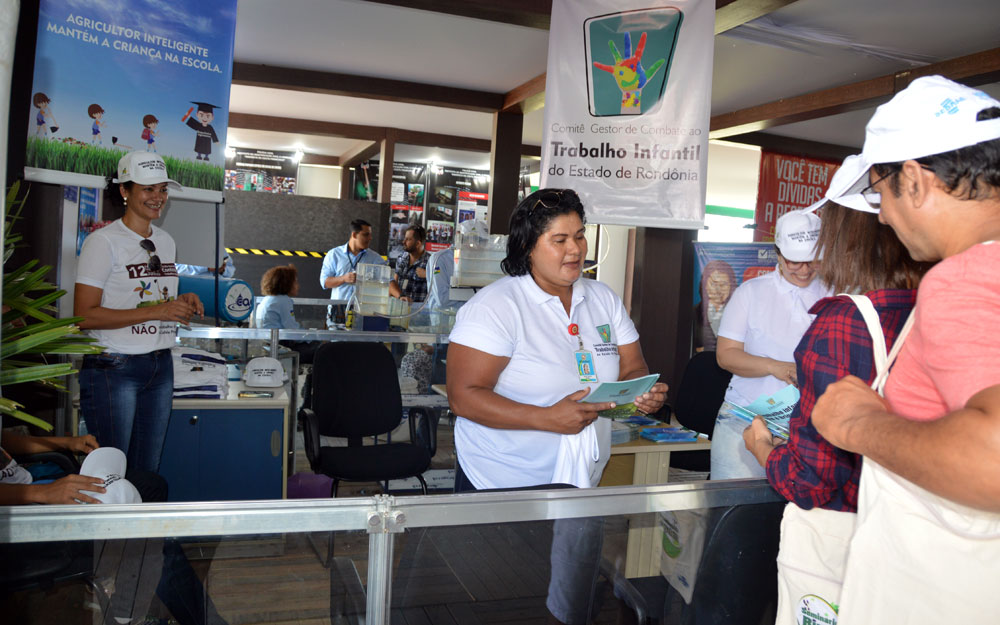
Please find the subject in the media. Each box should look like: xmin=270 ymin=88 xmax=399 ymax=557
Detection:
xmin=693 ymin=242 xmax=777 ymax=351
xmin=754 ymin=152 xmax=839 ymax=241
xmin=224 ymin=147 xmax=297 ymax=194
xmin=540 ymin=0 xmax=713 ymax=228
xmin=427 ymin=167 xmax=489 ymax=252
xmin=25 ymin=0 xmax=237 ymax=200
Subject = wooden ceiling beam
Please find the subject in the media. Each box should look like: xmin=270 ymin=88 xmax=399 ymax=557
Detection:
xmin=299 ymin=153 xmax=341 ymax=167
xmin=710 ymin=46 xmax=1000 ymax=139
xmin=713 ymin=0 xmax=800 ymax=35
xmin=232 ymin=62 xmax=504 ymax=113
xmin=338 ymin=141 xmax=382 ymax=169
xmin=229 ymin=112 xmax=541 ymax=158
xmin=720 ymin=132 xmax=858 ymax=162
xmin=228 ymin=112 xmax=385 ymax=142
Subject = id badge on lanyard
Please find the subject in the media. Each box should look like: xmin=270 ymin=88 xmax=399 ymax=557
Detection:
xmin=569 ymin=323 xmax=598 ymax=384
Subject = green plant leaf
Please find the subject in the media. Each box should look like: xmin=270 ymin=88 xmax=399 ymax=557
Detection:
xmin=0 ymin=399 xmax=53 ymax=432
xmin=0 ymin=363 xmax=76 ymax=386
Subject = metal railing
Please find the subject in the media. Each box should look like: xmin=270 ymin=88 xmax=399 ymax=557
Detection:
xmin=0 ymin=480 xmax=781 ymax=624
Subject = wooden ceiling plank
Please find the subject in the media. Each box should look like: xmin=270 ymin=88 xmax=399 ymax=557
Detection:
xmin=356 ymin=0 xmax=552 ymax=29
xmin=232 ymin=62 xmax=505 ymax=113
xmin=710 ymin=46 xmax=1000 ymax=139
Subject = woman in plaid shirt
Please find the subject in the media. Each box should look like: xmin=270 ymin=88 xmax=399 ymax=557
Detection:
xmin=742 ymin=202 xmax=931 ymax=624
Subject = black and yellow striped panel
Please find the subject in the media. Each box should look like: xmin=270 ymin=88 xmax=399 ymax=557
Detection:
xmin=227 ymin=247 xmax=325 ymax=258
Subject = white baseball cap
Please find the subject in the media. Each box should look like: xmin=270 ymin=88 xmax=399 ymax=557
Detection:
xmin=79 ymin=448 xmax=142 ymax=504
xmin=774 ymin=209 xmax=822 ymax=262
xmin=114 ymin=151 xmax=182 ymax=190
xmin=244 ymin=356 xmax=286 ymax=388
xmin=819 ymin=76 xmax=1000 ymax=213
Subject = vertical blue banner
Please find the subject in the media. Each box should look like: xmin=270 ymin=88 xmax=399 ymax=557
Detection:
xmin=26 ymin=0 xmax=237 ymax=196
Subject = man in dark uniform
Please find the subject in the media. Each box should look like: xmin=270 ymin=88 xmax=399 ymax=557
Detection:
xmin=184 ymin=101 xmax=220 ymax=160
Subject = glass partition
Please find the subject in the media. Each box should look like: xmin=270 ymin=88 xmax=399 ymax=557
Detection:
xmin=0 ymin=481 xmax=783 ymax=625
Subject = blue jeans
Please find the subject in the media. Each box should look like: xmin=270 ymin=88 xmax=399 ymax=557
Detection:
xmin=80 ymin=349 xmax=173 ymax=473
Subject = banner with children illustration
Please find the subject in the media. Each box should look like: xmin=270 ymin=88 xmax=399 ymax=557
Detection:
xmin=540 ymin=0 xmax=713 ymax=229
xmin=25 ymin=0 xmax=237 ymax=200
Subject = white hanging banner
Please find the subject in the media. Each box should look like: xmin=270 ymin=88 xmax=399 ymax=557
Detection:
xmin=541 ymin=0 xmax=714 ymax=229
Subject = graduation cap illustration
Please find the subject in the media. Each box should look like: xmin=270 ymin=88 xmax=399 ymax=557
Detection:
xmin=182 ymin=101 xmax=221 ymax=121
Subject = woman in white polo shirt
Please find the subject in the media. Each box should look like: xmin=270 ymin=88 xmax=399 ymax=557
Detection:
xmin=710 ymin=210 xmax=832 ymax=479
xmin=75 ymin=151 xmax=204 ymax=473
xmin=447 ymin=188 xmax=667 ymax=625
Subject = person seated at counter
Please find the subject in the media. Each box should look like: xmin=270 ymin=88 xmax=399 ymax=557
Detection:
xmin=446 ymin=188 xmax=667 ymax=625
xmin=257 ymin=264 xmax=317 ymax=407
xmin=0 ymin=425 xmax=227 ymax=625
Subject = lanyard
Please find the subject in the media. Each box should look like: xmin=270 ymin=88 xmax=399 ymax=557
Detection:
xmin=569 ymin=323 xmax=598 ymax=383
xmin=347 ymin=246 xmax=366 ymax=272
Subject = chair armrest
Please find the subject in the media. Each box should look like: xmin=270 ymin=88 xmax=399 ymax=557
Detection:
xmin=408 ymin=407 xmax=437 ymax=457
xmin=298 ymin=408 xmax=321 ymax=471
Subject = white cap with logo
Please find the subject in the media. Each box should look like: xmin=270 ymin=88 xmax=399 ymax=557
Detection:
xmin=114 ymin=151 xmax=182 ymax=190
xmin=243 ymin=356 xmax=286 ymax=388
xmin=79 ymin=447 xmax=142 ymax=504
xmin=774 ymin=209 xmax=822 ymax=262
xmin=813 ymin=76 xmax=1000 ymax=213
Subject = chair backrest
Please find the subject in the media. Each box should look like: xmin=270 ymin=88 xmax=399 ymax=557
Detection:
xmin=311 ymin=342 xmax=404 ymax=440
xmin=683 ymin=501 xmax=785 ymax=625
xmin=673 ymin=351 xmax=732 ymax=438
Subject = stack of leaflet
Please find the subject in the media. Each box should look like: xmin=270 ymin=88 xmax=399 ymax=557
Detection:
xmin=172 ymin=346 xmax=229 ymax=399
xmin=611 ymin=414 xmax=662 ymax=445
xmin=640 ymin=427 xmax=701 ymax=443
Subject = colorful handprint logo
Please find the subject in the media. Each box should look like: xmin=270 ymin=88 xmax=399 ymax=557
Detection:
xmin=585 ymin=8 xmax=684 ymax=117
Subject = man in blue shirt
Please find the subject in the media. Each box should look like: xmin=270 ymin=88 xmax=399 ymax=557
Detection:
xmin=319 ymin=219 xmax=387 ymax=326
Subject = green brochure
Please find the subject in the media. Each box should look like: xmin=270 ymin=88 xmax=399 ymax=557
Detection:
xmin=579 ymin=373 xmax=660 ymax=418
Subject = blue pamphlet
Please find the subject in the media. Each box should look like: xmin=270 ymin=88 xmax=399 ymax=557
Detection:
xmin=718 ymin=384 xmax=799 ymax=439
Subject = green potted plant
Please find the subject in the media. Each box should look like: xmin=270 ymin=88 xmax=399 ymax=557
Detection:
xmin=2 ymin=182 xmax=104 ymax=430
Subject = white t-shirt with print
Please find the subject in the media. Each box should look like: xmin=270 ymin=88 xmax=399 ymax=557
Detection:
xmin=76 ymin=219 xmax=179 ymax=354
xmin=449 ymin=274 xmax=640 ymax=490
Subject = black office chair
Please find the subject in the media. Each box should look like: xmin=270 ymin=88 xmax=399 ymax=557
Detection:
xmin=664 ymin=501 xmax=785 ymax=625
xmin=670 ymin=351 xmax=732 ymax=473
xmin=299 ymin=341 xmax=433 ymax=498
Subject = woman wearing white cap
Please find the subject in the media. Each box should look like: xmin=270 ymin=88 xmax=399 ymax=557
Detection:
xmin=74 ymin=151 xmax=204 ymax=473
xmin=710 ymin=210 xmax=832 ymax=479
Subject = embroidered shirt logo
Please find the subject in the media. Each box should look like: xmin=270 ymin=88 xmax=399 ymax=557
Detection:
xmin=596 ymin=324 xmax=612 ymax=343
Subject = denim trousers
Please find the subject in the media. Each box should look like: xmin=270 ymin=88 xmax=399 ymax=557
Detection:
xmin=709 ymin=411 xmax=768 ymax=480
xmin=454 ymin=461 xmax=603 ymax=625
xmin=80 ymin=349 xmax=173 ymax=473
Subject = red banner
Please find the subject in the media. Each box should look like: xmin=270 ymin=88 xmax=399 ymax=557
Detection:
xmin=753 ymin=152 xmax=839 ymax=241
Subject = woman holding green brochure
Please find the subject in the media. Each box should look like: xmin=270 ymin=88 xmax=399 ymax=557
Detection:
xmin=446 ymin=188 xmax=666 ymax=625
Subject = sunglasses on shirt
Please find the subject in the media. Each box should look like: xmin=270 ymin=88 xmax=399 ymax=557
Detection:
xmin=139 ymin=238 xmax=162 ymax=273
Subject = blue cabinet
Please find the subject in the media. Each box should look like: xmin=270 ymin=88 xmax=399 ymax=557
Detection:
xmin=160 ymin=402 xmax=286 ymax=502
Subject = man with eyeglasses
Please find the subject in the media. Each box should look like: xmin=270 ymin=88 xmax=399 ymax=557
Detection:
xmin=808 ymin=76 xmax=1000 ymax=623
xmin=319 ymin=218 xmax=387 ymax=327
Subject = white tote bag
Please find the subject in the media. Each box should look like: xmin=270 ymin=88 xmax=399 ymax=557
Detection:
xmin=836 ymin=301 xmax=1000 ymax=624
xmin=774 ymin=294 xmax=892 ymax=625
